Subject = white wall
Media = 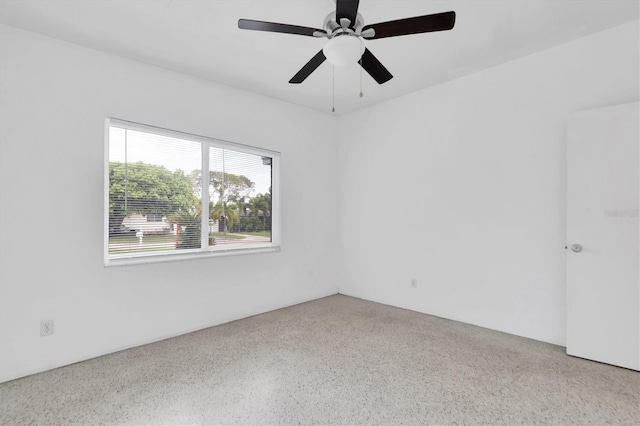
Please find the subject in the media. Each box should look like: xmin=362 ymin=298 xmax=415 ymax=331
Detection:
xmin=337 ymin=21 xmax=639 ymax=346
xmin=0 ymin=25 xmax=339 ymax=383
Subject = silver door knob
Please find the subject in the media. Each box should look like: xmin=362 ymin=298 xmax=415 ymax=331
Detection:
xmin=571 ymin=244 xmax=583 ymax=253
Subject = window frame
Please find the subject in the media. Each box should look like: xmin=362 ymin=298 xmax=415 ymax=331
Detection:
xmin=104 ymin=118 xmax=281 ymax=267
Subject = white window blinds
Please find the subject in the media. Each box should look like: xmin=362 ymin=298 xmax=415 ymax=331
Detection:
xmin=105 ymin=119 xmax=280 ymax=266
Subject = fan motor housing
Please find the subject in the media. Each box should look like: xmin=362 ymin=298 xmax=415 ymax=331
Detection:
xmin=323 ymin=12 xmax=364 ymax=38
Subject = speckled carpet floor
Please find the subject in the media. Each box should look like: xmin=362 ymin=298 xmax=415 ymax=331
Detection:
xmin=0 ymin=294 xmax=638 ymax=425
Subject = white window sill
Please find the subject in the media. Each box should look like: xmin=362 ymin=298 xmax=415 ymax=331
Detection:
xmin=104 ymin=245 xmax=280 ymax=267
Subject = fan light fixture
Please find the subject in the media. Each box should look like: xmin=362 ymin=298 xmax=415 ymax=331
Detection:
xmin=322 ymin=35 xmax=365 ymax=67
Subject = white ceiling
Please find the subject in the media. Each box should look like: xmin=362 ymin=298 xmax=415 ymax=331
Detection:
xmin=0 ymin=0 xmax=638 ymax=115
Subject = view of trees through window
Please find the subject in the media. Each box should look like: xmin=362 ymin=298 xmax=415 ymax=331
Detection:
xmin=107 ymin=122 xmax=274 ymax=259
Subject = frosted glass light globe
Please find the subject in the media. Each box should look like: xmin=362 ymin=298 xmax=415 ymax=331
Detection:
xmin=323 ymin=35 xmax=365 ymax=67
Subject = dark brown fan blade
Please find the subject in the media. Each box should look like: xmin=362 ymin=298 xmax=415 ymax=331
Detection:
xmin=336 ymin=0 xmax=360 ymax=27
xmin=238 ymin=19 xmax=325 ymax=37
xmin=358 ymin=48 xmax=393 ymax=84
xmin=289 ymin=50 xmax=326 ymax=84
xmin=362 ymin=11 xmax=455 ymax=39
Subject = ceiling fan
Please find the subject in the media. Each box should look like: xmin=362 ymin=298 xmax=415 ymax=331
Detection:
xmin=238 ymin=0 xmax=456 ymax=85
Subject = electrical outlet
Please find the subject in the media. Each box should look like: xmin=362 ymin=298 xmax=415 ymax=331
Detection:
xmin=411 ymin=278 xmax=418 ymax=288
xmin=40 ymin=319 xmax=54 ymax=337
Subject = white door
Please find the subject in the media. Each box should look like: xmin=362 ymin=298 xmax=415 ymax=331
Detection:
xmin=567 ymin=102 xmax=639 ymax=371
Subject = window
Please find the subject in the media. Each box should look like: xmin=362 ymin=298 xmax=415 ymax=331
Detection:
xmin=146 ymin=214 xmax=163 ymax=222
xmin=104 ymin=118 xmax=280 ymax=266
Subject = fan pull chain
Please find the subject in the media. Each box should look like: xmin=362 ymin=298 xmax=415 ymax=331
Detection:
xmin=359 ymin=39 xmax=363 ymax=98
xmin=332 ymin=65 xmax=335 ymax=113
